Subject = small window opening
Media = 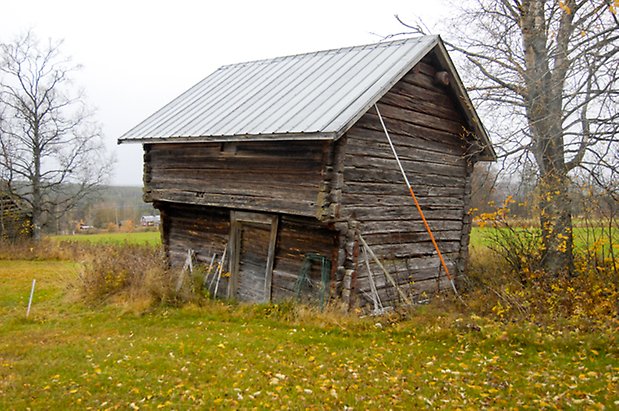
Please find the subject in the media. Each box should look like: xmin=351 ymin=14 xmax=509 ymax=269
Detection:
xmin=221 ymin=142 xmax=238 ymax=154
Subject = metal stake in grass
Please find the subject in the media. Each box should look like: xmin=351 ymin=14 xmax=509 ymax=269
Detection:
xmin=26 ymin=279 xmax=36 ymax=318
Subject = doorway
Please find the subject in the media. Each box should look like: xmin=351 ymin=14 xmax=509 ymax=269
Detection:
xmin=229 ymin=211 xmax=278 ymax=302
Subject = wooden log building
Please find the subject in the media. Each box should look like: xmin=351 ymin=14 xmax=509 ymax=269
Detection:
xmin=0 ymin=189 xmax=32 ymax=241
xmin=119 ymin=36 xmax=495 ymax=308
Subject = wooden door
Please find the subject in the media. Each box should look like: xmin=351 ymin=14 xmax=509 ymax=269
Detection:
xmin=229 ymin=212 xmax=278 ymax=302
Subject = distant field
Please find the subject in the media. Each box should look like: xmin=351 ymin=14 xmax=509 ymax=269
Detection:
xmin=469 ymin=226 xmax=618 ymax=249
xmin=49 ymin=231 xmax=161 ymax=245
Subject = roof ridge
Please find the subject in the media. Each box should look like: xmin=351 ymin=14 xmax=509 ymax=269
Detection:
xmin=217 ymin=35 xmax=435 ymax=70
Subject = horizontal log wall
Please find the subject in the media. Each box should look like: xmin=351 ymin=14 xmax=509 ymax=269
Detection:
xmin=158 ymin=202 xmax=231 ymax=299
xmin=271 ymin=216 xmax=337 ymax=303
xmin=339 ymin=56 xmax=474 ymax=307
xmin=145 ymin=141 xmax=329 ymax=218
xmin=157 ymin=202 xmax=337 ymax=302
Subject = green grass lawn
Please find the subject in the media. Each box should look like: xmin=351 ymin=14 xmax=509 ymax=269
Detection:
xmin=49 ymin=231 xmax=161 ymax=245
xmin=469 ymin=226 xmax=619 ymax=249
xmin=0 ymin=258 xmax=617 ymax=409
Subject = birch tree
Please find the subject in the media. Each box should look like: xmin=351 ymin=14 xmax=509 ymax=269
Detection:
xmin=0 ymin=32 xmax=113 ymax=239
xmin=402 ymin=0 xmax=619 ymax=276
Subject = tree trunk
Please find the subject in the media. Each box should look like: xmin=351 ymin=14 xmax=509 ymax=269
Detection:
xmin=31 ymin=180 xmax=42 ymax=241
xmin=521 ymin=0 xmax=575 ymax=277
xmin=538 ymin=172 xmax=574 ymax=276
xmin=32 ymin=137 xmax=42 ymax=241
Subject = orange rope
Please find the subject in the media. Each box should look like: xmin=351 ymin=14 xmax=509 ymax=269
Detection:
xmin=374 ymin=104 xmax=457 ymax=294
xmin=406 ymin=185 xmax=453 ymax=283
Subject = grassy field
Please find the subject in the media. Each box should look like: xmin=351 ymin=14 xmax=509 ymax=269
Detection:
xmin=49 ymin=231 xmax=161 ymax=245
xmin=1 ymin=252 xmax=617 ymax=409
xmin=470 ymin=226 xmax=619 ymax=249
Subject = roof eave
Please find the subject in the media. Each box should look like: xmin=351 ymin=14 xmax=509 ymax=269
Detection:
xmin=117 ymin=131 xmax=338 ymax=145
xmin=433 ymin=39 xmax=497 ymax=162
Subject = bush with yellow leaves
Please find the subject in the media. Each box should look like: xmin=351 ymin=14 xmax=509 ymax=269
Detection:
xmin=467 ymin=195 xmax=618 ymax=328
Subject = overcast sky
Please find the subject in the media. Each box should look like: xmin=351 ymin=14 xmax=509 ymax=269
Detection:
xmin=1 ymin=0 xmax=445 ymax=186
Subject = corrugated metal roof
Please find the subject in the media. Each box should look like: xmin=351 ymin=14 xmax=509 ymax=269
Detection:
xmin=118 ymin=35 xmax=495 ymax=160
xmin=119 ymin=36 xmax=439 ymax=143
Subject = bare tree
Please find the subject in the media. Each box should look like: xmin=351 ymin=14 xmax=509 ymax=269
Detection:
xmin=0 ymin=32 xmax=113 ymax=240
xmin=400 ymin=0 xmax=619 ymax=276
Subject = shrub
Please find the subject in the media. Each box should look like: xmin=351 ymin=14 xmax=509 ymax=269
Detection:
xmin=467 ymin=196 xmax=619 ymax=328
xmin=465 ymin=255 xmax=618 ymax=328
xmin=76 ymin=243 xmax=177 ymax=310
xmin=473 ymin=196 xmax=544 ymax=283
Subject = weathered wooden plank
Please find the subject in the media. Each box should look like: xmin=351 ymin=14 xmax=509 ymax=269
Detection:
xmin=375 ymin=102 xmax=465 ymax=135
xmin=343 ymin=166 xmax=466 ymax=188
xmin=360 ymin=230 xmax=463 ymax=245
xmin=363 ymin=240 xmax=461 ymax=257
xmin=344 ymin=155 xmax=465 ymax=178
xmin=344 ymin=193 xmax=464 ymax=208
xmin=344 ymin=206 xmax=465 ymax=221
xmin=149 ymin=141 xmax=326 ymax=159
xmin=390 ymin=75 xmax=460 ymax=113
xmin=380 ymin=87 xmax=465 ymax=124
xmin=150 ymin=189 xmax=318 ymax=217
xmin=358 ymin=255 xmax=459 ymax=278
xmin=344 ymin=138 xmax=466 ymax=167
xmin=148 ymin=180 xmax=320 ymax=202
xmin=415 ymin=60 xmax=438 ymax=76
xmin=401 ymin=67 xmax=453 ymax=95
xmin=356 ymin=254 xmax=453 ymax=277
xmin=150 ymin=157 xmax=324 ymax=171
xmin=150 ymin=174 xmax=322 ymax=192
xmin=359 ymin=219 xmax=463 ymax=233
xmin=352 ymin=113 xmax=469 ymax=153
xmin=344 ymin=181 xmax=465 ymax=197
